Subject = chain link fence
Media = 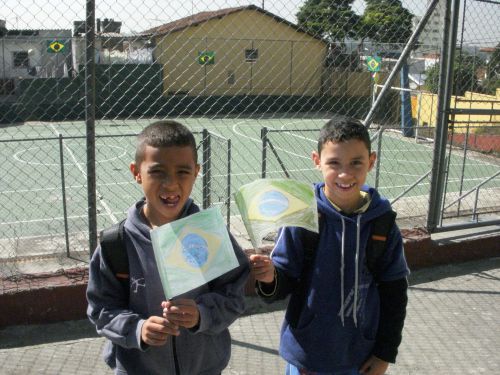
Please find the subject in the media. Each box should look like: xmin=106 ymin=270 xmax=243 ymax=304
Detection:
xmin=1 ymin=1 xmax=499 ymax=288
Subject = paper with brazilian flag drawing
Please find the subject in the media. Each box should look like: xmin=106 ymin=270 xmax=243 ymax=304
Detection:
xmin=235 ymin=178 xmax=319 ymax=248
xmin=150 ymin=207 xmax=239 ymax=299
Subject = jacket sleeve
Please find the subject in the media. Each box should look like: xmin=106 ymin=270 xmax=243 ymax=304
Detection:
xmin=192 ymin=232 xmax=250 ymax=335
xmin=372 ymin=277 xmax=408 ymax=363
xmin=255 ymin=227 xmax=305 ymax=302
xmin=86 ymin=246 xmax=145 ymax=350
xmin=256 ymin=267 xmax=298 ymax=302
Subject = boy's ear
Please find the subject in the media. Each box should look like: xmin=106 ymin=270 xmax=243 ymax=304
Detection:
xmin=368 ymin=151 xmax=377 ymax=171
xmin=311 ymin=151 xmax=321 ymax=169
xmin=194 ymin=163 xmax=201 ymax=177
xmin=130 ymin=162 xmax=141 ymax=183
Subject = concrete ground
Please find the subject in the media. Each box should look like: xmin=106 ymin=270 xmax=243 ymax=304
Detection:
xmin=1 ymin=257 xmax=499 ymax=375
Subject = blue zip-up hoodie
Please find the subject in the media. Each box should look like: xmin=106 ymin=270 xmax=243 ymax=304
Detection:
xmin=270 ymin=183 xmax=409 ymax=373
xmin=87 ymin=198 xmax=250 ymax=375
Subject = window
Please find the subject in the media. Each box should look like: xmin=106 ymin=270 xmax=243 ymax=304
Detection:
xmin=245 ymin=49 xmax=258 ymax=62
xmin=13 ymin=51 xmax=29 ymax=68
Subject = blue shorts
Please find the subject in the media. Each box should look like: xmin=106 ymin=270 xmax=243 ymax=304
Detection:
xmin=286 ymin=363 xmax=361 ymax=375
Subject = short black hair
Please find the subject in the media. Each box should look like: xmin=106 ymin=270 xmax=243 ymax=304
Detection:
xmin=317 ymin=116 xmax=371 ymax=154
xmin=135 ymin=120 xmax=197 ymax=164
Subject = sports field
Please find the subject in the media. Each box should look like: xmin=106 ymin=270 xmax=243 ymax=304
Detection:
xmin=1 ymin=117 xmax=499 ymax=248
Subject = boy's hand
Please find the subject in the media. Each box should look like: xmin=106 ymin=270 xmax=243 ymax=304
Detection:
xmin=249 ymin=254 xmax=275 ymax=284
xmin=359 ymin=355 xmax=389 ymax=375
xmin=162 ymin=299 xmax=200 ymax=329
xmin=141 ymin=316 xmax=179 ymax=346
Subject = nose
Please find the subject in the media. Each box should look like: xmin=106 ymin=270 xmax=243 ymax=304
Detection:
xmin=160 ymin=174 xmax=176 ymax=187
xmin=337 ymin=168 xmax=352 ymax=178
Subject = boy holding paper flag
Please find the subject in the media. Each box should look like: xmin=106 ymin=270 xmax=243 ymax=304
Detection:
xmin=86 ymin=121 xmax=249 ymax=375
xmin=250 ymin=116 xmax=409 ymax=375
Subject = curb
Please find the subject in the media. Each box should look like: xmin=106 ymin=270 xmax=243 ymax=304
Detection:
xmin=1 ymin=230 xmax=499 ymax=327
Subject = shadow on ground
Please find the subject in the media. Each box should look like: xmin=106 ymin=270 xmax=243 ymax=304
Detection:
xmin=1 ymin=257 xmax=498 ymax=349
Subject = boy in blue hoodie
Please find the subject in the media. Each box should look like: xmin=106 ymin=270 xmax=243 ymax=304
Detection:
xmin=251 ymin=116 xmax=409 ymax=375
xmin=87 ymin=120 xmax=250 ymax=375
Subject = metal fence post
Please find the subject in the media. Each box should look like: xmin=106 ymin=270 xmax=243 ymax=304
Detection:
xmin=226 ymin=138 xmax=231 ymax=227
xmin=58 ymin=134 xmax=70 ymax=257
xmin=374 ymin=129 xmax=383 ymax=189
xmin=427 ymin=0 xmax=460 ymax=232
xmin=86 ymin=0 xmax=97 ymax=255
xmin=261 ymin=127 xmax=268 ymax=178
xmin=202 ymin=129 xmax=211 ymax=209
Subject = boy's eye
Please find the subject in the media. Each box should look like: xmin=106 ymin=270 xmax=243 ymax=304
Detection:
xmin=178 ymin=169 xmax=191 ymax=175
xmin=149 ymin=170 xmax=165 ymax=177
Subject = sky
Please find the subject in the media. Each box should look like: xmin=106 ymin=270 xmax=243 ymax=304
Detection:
xmin=1 ymin=0 xmax=499 ymax=47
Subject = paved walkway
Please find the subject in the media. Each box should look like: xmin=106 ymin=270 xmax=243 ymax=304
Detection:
xmin=1 ymin=258 xmax=499 ymax=375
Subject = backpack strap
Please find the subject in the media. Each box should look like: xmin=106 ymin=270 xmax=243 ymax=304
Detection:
xmin=366 ymin=210 xmax=397 ymax=282
xmin=99 ymin=219 xmax=129 ymax=294
xmin=302 ymin=212 xmax=322 ymax=268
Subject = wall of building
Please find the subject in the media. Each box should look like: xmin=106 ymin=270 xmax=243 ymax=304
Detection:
xmin=0 ymin=31 xmax=71 ymax=81
xmin=417 ymin=89 xmax=500 ymax=130
xmin=153 ymin=9 xmax=326 ymax=97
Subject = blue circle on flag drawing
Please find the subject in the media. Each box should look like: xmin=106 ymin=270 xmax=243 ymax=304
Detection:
xmin=258 ymin=190 xmax=289 ymax=217
xmin=181 ymin=234 xmax=208 ymax=268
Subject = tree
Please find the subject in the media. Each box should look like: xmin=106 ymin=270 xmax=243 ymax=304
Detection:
xmin=486 ymin=42 xmax=500 ymax=79
xmin=296 ymin=0 xmax=359 ymax=44
xmin=424 ymin=53 xmax=484 ymax=96
xmin=481 ymin=42 xmax=500 ymax=94
xmin=360 ymin=0 xmax=414 ymax=45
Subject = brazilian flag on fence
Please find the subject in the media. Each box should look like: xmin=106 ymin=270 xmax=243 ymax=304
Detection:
xmin=47 ymin=40 xmax=66 ymax=53
xmin=198 ymin=51 xmax=215 ymax=65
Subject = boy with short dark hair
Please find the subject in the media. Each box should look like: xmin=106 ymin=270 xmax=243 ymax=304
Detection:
xmin=87 ymin=120 xmax=250 ymax=375
xmin=251 ymin=116 xmax=409 ymax=375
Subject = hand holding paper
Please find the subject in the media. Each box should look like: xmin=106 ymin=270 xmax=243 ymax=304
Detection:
xmin=162 ymin=299 xmax=200 ymax=329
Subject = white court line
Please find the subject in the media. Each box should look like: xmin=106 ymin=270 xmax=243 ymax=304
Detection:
xmin=0 ymin=210 xmax=126 ymax=227
xmin=0 ymin=180 xmax=135 ymax=195
xmin=49 ymin=124 xmax=118 ymax=223
xmin=0 ymin=231 xmax=86 ymax=241
xmin=382 ymin=131 xmax=500 ymax=168
xmin=231 ymin=120 xmax=311 ymax=160
xmin=1 ymin=214 xmax=86 ymax=226
xmin=212 ymin=167 xmax=317 ymax=178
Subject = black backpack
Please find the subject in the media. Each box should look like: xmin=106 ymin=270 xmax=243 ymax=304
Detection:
xmin=99 ymin=219 xmax=129 ymax=295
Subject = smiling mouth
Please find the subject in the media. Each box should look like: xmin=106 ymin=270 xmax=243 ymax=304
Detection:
xmin=160 ymin=194 xmax=180 ymax=206
xmin=336 ymin=183 xmax=355 ymax=190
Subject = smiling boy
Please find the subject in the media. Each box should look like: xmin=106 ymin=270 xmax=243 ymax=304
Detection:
xmin=251 ymin=116 xmax=409 ymax=375
xmin=87 ymin=120 xmax=250 ymax=375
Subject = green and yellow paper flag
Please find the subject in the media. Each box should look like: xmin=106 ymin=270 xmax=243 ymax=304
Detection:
xmin=150 ymin=207 xmax=239 ymax=299
xmin=235 ymin=178 xmax=319 ymax=248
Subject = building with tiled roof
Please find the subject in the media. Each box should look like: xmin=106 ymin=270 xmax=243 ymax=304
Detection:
xmin=143 ymin=5 xmax=327 ymax=97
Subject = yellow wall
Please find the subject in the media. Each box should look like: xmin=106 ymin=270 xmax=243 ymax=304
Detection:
xmin=326 ymin=71 xmax=399 ymax=97
xmin=416 ymin=89 xmax=500 ymax=132
xmin=153 ymin=9 xmax=326 ymax=96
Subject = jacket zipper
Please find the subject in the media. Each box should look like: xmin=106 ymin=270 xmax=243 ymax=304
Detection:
xmin=172 ymin=336 xmax=180 ymax=375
